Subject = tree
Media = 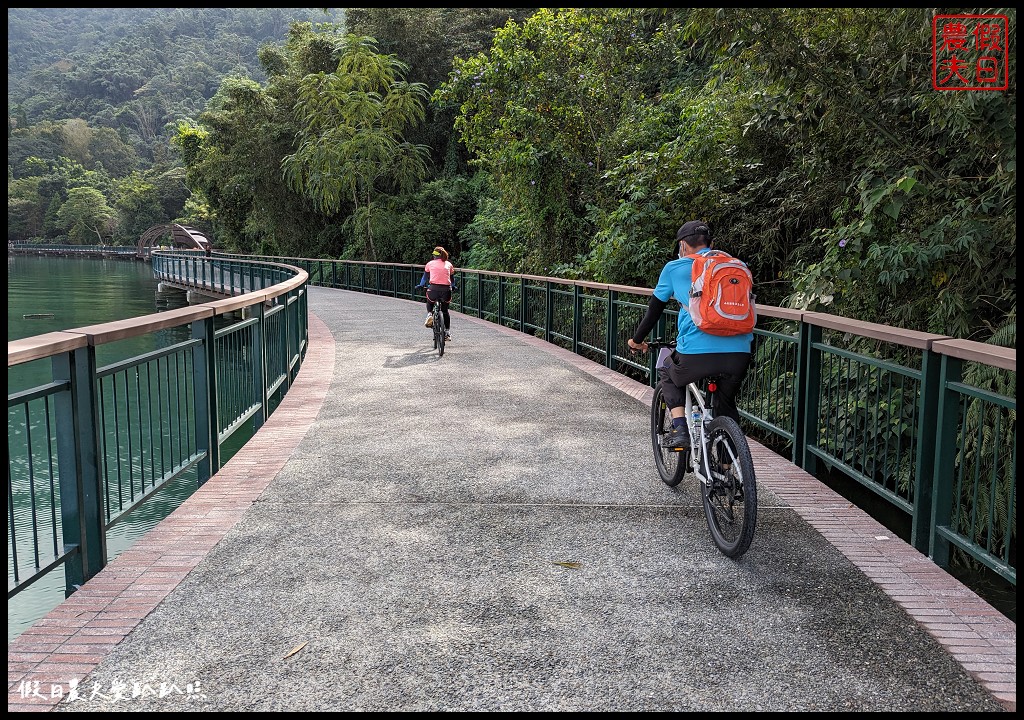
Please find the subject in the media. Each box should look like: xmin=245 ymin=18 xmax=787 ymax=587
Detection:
xmin=8 ymin=176 xmax=46 ymax=241
xmin=55 ymin=186 xmax=118 ymax=243
xmin=110 ymin=171 xmax=172 ymax=245
xmin=173 ymin=78 xmax=281 ymax=253
xmin=60 ymin=119 xmax=94 ymax=167
xmin=684 ymin=8 xmax=1016 ymax=340
xmin=346 ymin=8 xmax=539 ymax=178
xmin=282 ymin=34 xmax=431 ymax=260
xmin=88 ymin=126 xmax=140 ymax=178
xmin=435 ymin=8 xmax=678 ymax=273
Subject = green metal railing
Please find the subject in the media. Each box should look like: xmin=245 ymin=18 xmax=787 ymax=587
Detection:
xmin=7 ymin=252 xmax=308 ymax=600
xmin=240 ymin=254 xmax=1015 ymax=588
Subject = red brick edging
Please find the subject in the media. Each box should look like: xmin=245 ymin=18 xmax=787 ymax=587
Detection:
xmin=7 ymin=313 xmax=336 ymax=712
xmin=7 ymin=305 xmax=1015 ymax=712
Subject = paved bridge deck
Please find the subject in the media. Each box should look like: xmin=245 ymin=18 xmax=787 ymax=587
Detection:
xmin=8 ymin=287 xmax=1015 ymax=712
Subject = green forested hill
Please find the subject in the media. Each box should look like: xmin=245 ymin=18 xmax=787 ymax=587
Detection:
xmin=8 ymin=8 xmax=342 ymax=162
xmin=6 ymin=8 xmax=1016 ymax=345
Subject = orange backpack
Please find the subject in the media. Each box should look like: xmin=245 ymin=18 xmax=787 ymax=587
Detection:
xmin=687 ymin=250 xmax=757 ymax=336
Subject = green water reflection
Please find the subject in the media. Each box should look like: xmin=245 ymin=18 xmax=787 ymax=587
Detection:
xmin=7 ymin=254 xmax=253 ymax=642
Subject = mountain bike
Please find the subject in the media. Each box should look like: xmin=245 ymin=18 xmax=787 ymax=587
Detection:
xmin=430 ymin=298 xmax=447 ymax=358
xmin=638 ymin=338 xmax=757 ymax=558
xmin=419 ymin=276 xmax=460 ymax=358
xmin=418 ymin=283 xmax=453 ymax=358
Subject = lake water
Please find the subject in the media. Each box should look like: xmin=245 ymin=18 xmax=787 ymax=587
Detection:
xmin=7 ymin=254 xmax=211 ymax=642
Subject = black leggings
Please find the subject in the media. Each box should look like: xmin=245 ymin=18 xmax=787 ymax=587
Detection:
xmin=425 ymin=284 xmax=452 ymax=329
xmin=658 ymin=351 xmax=751 ymax=423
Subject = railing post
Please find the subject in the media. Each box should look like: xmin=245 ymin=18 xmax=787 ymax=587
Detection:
xmin=283 ymin=293 xmax=294 ymax=388
xmin=544 ymin=281 xmax=553 ymax=342
xmin=52 ymin=347 xmax=106 ymax=594
xmin=300 ymin=287 xmax=309 ymax=354
xmin=498 ymin=275 xmax=506 ymax=327
xmin=519 ymin=276 xmax=526 ymax=332
xmin=794 ymin=321 xmax=821 ymax=473
xmin=478 ymin=273 xmax=484 ymax=318
xmin=251 ymin=303 xmax=268 ymax=431
xmin=930 ymin=353 xmax=963 ymax=566
xmin=294 ymin=290 xmax=302 ymax=371
xmin=572 ymin=284 xmax=581 ymax=355
xmin=910 ymin=347 xmax=942 ymax=554
xmin=192 ymin=316 xmax=218 ymax=485
xmin=606 ymin=290 xmax=619 ymax=369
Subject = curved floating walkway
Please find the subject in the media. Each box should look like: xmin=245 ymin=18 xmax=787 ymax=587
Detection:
xmin=7 ymin=287 xmax=1015 ymax=712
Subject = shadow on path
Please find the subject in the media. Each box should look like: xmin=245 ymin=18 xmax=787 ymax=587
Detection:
xmin=8 ymin=287 xmax=1015 ymax=712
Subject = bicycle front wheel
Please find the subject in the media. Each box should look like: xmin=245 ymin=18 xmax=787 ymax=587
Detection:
xmin=701 ymin=416 xmax=757 ymax=558
xmin=650 ymin=384 xmax=688 ymax=487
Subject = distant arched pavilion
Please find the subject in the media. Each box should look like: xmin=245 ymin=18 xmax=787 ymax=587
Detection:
xmin=138 ymin=223 xmax=212 ymax=256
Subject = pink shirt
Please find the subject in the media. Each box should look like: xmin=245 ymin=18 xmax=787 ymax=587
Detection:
xmin=425 ymin=258 xmax=454 ymax=285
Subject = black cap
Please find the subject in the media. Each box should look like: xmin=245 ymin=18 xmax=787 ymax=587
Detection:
xmin=676 ymin=220 xmax=711 ymax=242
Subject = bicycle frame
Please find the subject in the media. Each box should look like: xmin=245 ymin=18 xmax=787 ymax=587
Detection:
xmin=649 ymin=339 xmax=758 ymax=558
xmin=656 ymin=346 xmax=714 ymax=485
xmin=426 ymin=289 xmax=448 ymax=357
xmin=684 ymin=383 xmax=713 ymax=484
xmin=659 ymin=346 xmax=745 ymax=485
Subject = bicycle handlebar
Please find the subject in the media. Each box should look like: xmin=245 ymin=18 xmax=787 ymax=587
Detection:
xmin=629 ymin=337 xmax=676 ymax=354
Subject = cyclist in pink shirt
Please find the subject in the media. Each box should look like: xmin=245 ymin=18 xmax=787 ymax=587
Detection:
xmin=416 ymin=246 xmax=456 ymax=340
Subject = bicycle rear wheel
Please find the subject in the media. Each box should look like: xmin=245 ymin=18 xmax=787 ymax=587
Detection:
xmin=650 ymin=384 xmax=688 ymax=487
xmin=434 ymin=309 xmax=446 ymax=357
xmin=701 ymin=416 xmax=757 ymax=558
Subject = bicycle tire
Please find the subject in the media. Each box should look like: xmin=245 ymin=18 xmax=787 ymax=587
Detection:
xmin=435 ymin=309 xmax=446 ymax=357
xmin=650 ymin=384 xmax=688 ymax=487
xmin=701 ymin=416 xmax=757 ymax=558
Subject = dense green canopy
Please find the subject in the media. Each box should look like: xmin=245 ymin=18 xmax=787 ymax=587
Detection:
xmin=7 ymin=8 xmax=1015 ymax=344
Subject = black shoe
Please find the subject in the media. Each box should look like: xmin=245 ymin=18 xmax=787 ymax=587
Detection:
xmin=661 ymin=426 xmax=690 ymax=449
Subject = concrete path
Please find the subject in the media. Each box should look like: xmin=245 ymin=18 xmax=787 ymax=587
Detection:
xmin=8 ymin=287 xmax=1015 ymax=712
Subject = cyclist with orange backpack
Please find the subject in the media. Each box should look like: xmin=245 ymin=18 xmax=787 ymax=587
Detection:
xmin=627 ymin=220 xmax=755 ymax=448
